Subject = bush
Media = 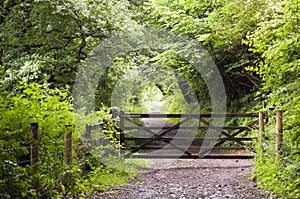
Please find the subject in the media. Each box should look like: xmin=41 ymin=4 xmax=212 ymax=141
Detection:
xmin=0 ymin=82 xmax=141 ymax=198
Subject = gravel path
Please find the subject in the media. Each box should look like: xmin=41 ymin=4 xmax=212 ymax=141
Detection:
xmin=86 ymin=116 xmax=268 ymax=198
xmin=89 ymin=159 xmax=267 ymax=199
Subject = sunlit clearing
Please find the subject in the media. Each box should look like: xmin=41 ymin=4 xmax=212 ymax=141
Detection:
xmin=141 ymin=85 xmax=164 ymax=113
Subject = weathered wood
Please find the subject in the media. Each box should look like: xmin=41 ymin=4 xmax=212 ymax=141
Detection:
xmin=124 ymin=118 xmax=192 ymax=155
xmin=64 ymin=126 xmax=72 ymax=165
xmin=125 ymin=137 xmax=254 ymax=141
xmin=30 ymin=123 xmax=39 ymax=165
xmin=120 ymin=113 xmax=259 ymax=118
xmin=128 ymin=154 xmax=255 ymax=159
xmin=214 ymin=120 xmax=258 ymax=147
xmin=199 ymin=118 xmax=246 ymax=147
xmin=123 ymin=126 xmax=250 ymax=130
xmin=120 ymin=112 xmax=258 ymax=159
xmin=259 ymin=112 xmax=264 ymax=148
xmin=276 ymin=110 xmax=283 ymax=161
xmin=262 ymin=102 xmax=269 ymax=123
xmin=129 ymin=117 xmax=192 ymax=153
xmin=85 ymin=124 xmax=91 ymax=140
xmin=129 ymin=146 xmax=247 ymax=150
xmin=120 ymin=115 xmax=125 ymax=147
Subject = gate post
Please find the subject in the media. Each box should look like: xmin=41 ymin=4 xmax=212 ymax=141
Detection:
xmin=119 ymin=111 xmax=125 ymax=151
xmin=85 ymin=124 xmax=92 ymax=148
xmin=259 ymin=112 xmax=264 ymax=148
xmin=276 ymin=110 xmax=283 ymax=161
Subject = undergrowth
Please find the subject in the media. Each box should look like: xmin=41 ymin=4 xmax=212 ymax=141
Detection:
xmin=0 ymin=82 xmax=146 ymax=198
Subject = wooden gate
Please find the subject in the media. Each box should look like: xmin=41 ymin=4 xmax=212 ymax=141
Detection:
xmin=119 ymin=113 xmax=263 ymax=159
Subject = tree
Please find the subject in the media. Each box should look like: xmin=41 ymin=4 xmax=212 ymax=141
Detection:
xmin=245 ymin=1 xmax=300 ymax=197
xmin=0 ymin=0 xmax=133 ymax=90
xmin=145 ymin=0 xmax=262 ymax=101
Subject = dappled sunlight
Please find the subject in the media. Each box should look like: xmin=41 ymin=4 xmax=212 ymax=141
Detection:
xmin=140 ymin=86 xmax=164 ymax=113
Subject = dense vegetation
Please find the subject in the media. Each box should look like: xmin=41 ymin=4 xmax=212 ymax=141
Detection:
xmin=0 ymin=0 xmax=299 ymax=198
xmin=0 ymin=0 xmax=143 ymax=198
xmin=145 ymin=0 xmax=300 ymax=198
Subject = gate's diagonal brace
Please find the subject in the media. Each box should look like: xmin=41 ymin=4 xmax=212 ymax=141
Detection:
xmin=124 ymin=117 xmax=192 ymax=156
xmin=128 ymin=117 xmax=192 ymax=155
xmin=220 ymin=131 xmax=246 ymax=146
xmin=215 ymin=120 xmax=258 ymax=147
xmin=198 ymin=118 xmax=256 ymax=156
xmin=199 ymin=118 xmax=246 ymax=146
xmin=214 ymin=128 xmax=247 ymax=147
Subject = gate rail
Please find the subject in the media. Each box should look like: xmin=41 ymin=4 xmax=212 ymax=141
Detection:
xmin=119 ymin=113 xmax=264 ymax=159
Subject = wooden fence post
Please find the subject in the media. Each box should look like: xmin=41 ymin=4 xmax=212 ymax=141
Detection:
xmin=259 ymin=112 xmax=264 ymax=148
xmin=30 ymin=123 xmax=39 ymax=165
xmin=262 ymin=102 xmax=269 ymax=123
xmin=85 ymin=124 xmax=91 ymax=140
xmin=276 ymin=110 xmax=283 ymax=161
xmin=119 ymin=111 xmax=125 ymax=153
xmin=64 ymin=125 xmax=72 ymax=165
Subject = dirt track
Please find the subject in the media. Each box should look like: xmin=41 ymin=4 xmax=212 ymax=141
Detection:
xmin=87 ymin=116 xmax=268 ymax=198
xmin=89 ymin=159 xmax=267 ymax=199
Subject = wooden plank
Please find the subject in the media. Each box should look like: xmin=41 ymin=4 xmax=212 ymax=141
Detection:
xmin=128 ymin=146 xmax=246 ymax=150
xmin=85 ymin=124 xmax=91 ymax=140
xmin=120 ymin=112 xmax=259 ymax=160
xmin=30 ymin=122 xmax=40 ymax=196
xmin=64 ymin=131 xmax=72 ymax=165
xmin=120 ymin=115 xmax=125 ymax=147
xmin=125 ymin=137 xmax=254 ymax=141
xmin=130 ymin=117 xmax=192 ymax=154
xmin=127 ymin=154 xmax=255 ymax=159
xmin=259 ymin=112 xmax=264 ymax=147
xmin=120 ymin=113 xmax=258 ymax=118
xmin=199 ymin=118 xmax=247 ymax=147
xmin=124 ymin=118 xmax=192 ymax=155
xmin=214 ymin=120 xmax=258 ymax=147
xmin=123 ymin=126 xmax=250 ymax=130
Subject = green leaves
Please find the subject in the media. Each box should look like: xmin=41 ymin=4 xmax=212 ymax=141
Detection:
xmin=0 ymin=81 xmax=143 ymax=197
xmin=0 ymin=0 xmax=134 ymax=89
xmin=242 ymin=0 xmax=300 ymax=197
xmin=1 ymin=0 xmax=299 ymax=197
xmin=145 ymin=0 xmax=300 ymax=197
xmin=146 ymin=0 xmax=262 ymax=101
xmin=0 ymin=82 xmax=72 ymax=198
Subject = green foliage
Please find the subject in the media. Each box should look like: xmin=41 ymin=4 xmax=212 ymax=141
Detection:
xmin=253 ymin=126 xmax=300 ymax=198
xmin=243 ymin=0 xmax=300 ymax=197
xmin=145 ymin=0 xmax=300 ymax=197
xmin=2 ymin=0 xmax=300 ymax=197
xmin=0 ymin=82 xmax=73 ymax=198
xmin=0 ymin=0 xmax=134 ymax=90
xmin=0 ymin=82 xmax=140 ymax=198
xmin=145 ymin=0 xmax=262 ymax=101
xmin=98 ymin=49 xmax=191 ymax=113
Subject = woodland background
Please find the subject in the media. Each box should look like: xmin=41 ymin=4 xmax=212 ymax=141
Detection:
xmin=0 ymin=0 xmax=299 ymax=198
